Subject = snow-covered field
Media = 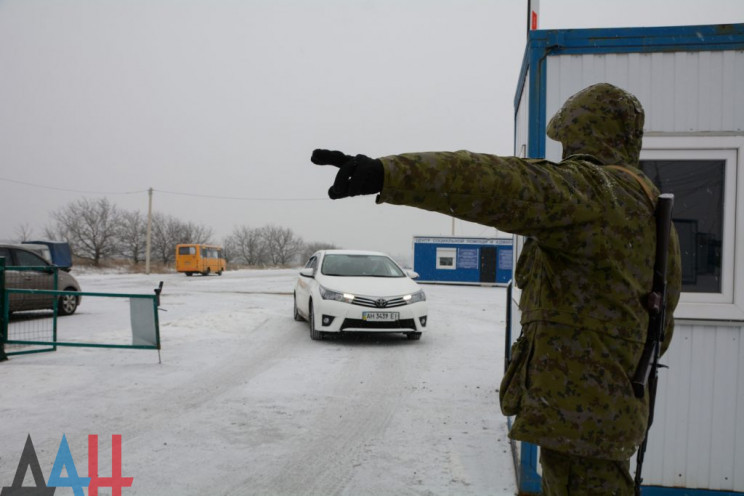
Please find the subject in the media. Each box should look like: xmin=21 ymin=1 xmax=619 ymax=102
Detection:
xmin=1 ymin=268 xmax=516 ymax=495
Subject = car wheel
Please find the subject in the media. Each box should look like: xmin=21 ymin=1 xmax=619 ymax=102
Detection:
xmin=58 ymin=292 xmax=79 ymax=316
xmin=186 ymin=272 xmax=193 ymax=277
xmin=309 ymin=302 xmax=323 ymax=341
xmin=293 ymin=294 xmax=304 ymax=321
xmin=217 ymin=269 xmax=223 ymax=276
xmin=406 ymin=332 xmax=422 ymax=341
xmin=202 ymin=268 xmax=211 ymax=276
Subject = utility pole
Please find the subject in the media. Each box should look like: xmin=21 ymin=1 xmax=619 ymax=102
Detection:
xmin=145 ymin=187 xmax=153 ymax=274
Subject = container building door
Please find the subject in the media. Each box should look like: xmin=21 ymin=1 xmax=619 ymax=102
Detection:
xmin=479 ymin=247 xmax=497 ymax=283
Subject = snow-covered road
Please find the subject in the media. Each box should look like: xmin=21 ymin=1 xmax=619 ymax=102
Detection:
xmin=1 ymin=269 xmax=517 ymax=495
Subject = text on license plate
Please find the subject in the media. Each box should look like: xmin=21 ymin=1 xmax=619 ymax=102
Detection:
xmin=362 ymin=311 xmax=399 ymax=322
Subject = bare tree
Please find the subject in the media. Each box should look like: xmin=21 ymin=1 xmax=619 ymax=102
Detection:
xmin=43 ymin=222 xmax=58 ymax=240
xmin=150 ymin=213 xmax=180 ymax=264
xmin=225 ymin=226 xmax=267 ymax=266
xmin=14 ymin=223 xmax=34 ymax=242
xmin=150 ymin=213 xmax=213 ymax=264
xmin=299 ymin=242 xmax=339 ymax=263
xmin=262 ymin=224 xmax=304 ymax=266
xmin=117 ymin=210 xmax=147 ymax=264
xmin=180 ymin=222 xmax=213 ymax=247
xmin=50 ymin=198 xmax=120 ymax=266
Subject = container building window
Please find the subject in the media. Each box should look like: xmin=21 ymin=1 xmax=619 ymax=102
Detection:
xmin=436 ymin=248 xmax=457 ymax=270
xmin=640 ymin=159 xmax=723 ymax=293
xmin=640 ymin=136 xmax=743 ymax=321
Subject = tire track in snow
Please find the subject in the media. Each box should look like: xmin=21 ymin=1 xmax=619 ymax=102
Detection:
xmin=118 ymin=310 xmax=310 ymax=473
xmin=243 ymin=339 xmax=426 ymax=496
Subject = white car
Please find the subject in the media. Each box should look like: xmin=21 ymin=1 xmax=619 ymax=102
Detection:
xmin=293 ymin=250 xmax=428 ymax=341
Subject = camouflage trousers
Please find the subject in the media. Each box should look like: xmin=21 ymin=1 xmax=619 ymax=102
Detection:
xmin=540 ymin=447 xmax=634 ymax=496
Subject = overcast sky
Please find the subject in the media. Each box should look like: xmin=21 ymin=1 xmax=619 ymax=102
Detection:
xmin=0 ymin=0 xmax=742 ymax=262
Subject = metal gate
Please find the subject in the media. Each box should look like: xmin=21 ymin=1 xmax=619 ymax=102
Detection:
xmin=1 ymin=257 xmax=162 ymax=361
xmin=1 ymin=258 xmax=58 ymax=356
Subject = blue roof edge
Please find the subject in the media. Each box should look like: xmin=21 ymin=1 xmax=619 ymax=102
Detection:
xmin=514 ymin=23 xmax=744 ymax=110
xmin=512 ymin=23 xmax=744 ymax=158
xmin=537 ymin=23 xmax=744 ymax=53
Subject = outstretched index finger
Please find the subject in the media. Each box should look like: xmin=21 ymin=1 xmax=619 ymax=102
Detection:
xmin=311 ymin=149 xmax=353 ymax=167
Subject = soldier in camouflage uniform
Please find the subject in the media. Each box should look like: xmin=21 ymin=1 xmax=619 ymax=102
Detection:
xmin=311 ymin=82 xmax=682 ymax=495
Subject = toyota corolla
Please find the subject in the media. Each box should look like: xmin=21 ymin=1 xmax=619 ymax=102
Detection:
xmin=293 ymin=250 xmax=428 ymax=341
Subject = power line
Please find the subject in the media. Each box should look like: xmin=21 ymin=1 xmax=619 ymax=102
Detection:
xmin=0 ymin=176 xmax=327 ymax=201
xmin=0 ymin=176 xmax=147 ymax=195
xmin=154 ymin=188 xmax=326 ymax=201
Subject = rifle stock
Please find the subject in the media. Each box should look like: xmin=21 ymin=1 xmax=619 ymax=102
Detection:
xmin=631 ymin=193 xmax=674 ymax=399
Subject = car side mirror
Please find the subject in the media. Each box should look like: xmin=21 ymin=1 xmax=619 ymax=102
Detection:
xmin=299 ymin=268 xmax=315 ymax=278
xmin=407 ymin=270 xmax=419 ymax=279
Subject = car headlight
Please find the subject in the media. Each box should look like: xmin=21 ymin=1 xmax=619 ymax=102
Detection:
xmin=403 ymin=290 xmax=426 ymax=304
xmin=319 ymin=285 xmax=355 ymax=303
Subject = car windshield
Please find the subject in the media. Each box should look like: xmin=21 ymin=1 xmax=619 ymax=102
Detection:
xmin=321 ymin=254 xmax=405 ymax=277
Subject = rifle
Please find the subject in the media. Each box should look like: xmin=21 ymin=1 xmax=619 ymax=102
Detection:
xmin=632 ymin=193 xmax=674 ymax=496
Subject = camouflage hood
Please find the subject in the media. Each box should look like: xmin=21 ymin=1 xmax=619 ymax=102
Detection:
xmin=547 ymin=83 xmax=645 ymax=167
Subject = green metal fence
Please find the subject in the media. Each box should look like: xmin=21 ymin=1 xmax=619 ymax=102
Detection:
xmin=1 ymin=257 xmax=162 ymax=360
xmin=1 ymin=259 xmax=58 ymax=356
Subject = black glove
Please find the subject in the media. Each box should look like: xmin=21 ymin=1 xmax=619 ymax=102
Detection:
xmin=311 ymin=149 xmax=384 ymax=200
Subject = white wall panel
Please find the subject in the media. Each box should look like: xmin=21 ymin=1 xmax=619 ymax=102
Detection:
xmin=683 ymin=325 xmax=715 ymax=487
xmin=545 ymin=50 xmax=744 ymax=137
xmin=711 ymin=326 xmax=738 ymax=488
xmin=642 ymin=322 xmax=744 ymax=491
xmin=736 ymin=323 xmax=744 ymax=489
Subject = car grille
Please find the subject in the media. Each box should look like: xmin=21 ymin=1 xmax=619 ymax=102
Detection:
xmin=351 ymin=296 xmax=407 ymax=308
xmin=341 ymin=318 xmax=416 ymax=331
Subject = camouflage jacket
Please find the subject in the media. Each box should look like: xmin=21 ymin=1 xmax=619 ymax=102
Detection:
xmin=376 ymin=150 xmax=682 ymax=459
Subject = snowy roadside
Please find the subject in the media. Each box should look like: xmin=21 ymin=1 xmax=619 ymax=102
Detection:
xmin=0 ymin=269 xmax=517 ymax=495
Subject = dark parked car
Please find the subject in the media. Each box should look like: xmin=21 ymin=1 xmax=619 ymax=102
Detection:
xmin=0 ymin=244 xmax=82 ymax=315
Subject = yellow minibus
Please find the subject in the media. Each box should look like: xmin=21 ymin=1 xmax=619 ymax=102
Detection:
xmin=175 ymin=244 xmax=226 ymax=276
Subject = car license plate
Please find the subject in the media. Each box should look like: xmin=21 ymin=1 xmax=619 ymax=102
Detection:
xmin=363 ymin=311 xmax=399 ymax=322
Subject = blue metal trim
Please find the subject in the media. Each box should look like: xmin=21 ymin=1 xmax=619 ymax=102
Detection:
xmin=513 ymin=45 xmax=530 ymax=111
xmin=511 ymin=449 xmax=744 ymax=495
xmin=514 ymin=30 xmax=550 ymax=160
xmin=413 ymin=236 xmax=512 ymax=245
xmin=528 ymin=32 xmax=548 ymax=160
xmin=512 ymin=30 xmax=552 ymax=160
xmin=519 ymin=441 xmax=542 ymax=494
xmin=642 ymin=487 xmax=743 ymax=496
xmin=532 ymin=23 xmax=744 ymax=56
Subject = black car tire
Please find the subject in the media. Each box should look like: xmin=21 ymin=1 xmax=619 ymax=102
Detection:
xmin=58 ymin=292 xmax=79 ymax=316
xmin=309 ymin=303 xmax=323 ymax=341
xmin=293 ymin=294 xmax=304 ymax=322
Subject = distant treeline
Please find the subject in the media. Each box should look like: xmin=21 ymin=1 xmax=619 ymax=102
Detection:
xmin=15 ymin=197 xmax=335 ymax=267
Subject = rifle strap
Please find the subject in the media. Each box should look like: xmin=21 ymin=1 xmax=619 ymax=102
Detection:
xmin=606 ymin=165 xmax=657 ymax=208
